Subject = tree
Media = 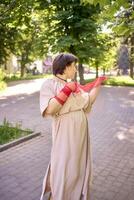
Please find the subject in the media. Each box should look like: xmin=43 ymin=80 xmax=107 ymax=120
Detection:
xmin=0 ymin=0 xmax=45 ymax=76
xmin=38 ymin=0 xmax=101 ymax=83
xmin=0 ymin=0 xmax=18 ymax=64
xmin=82 ymin=0 xmax=134 ymax=78
xmin=13 ymin=11 xmax=43 ymax=77
xmin=89 ymin=34 xmax=117 ymax=77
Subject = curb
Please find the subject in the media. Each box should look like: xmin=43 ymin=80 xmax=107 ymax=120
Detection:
xmin=0 ymin=132 xmax=41 ymax=152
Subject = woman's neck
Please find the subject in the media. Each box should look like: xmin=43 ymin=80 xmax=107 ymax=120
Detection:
xmin=55 ymin=74 xmax=67 ymax=82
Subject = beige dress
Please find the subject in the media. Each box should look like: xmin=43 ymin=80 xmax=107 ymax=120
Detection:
xmin=40 ymin=77 xmax=93 ymax=200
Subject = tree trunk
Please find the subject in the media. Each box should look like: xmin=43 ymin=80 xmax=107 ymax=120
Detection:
xmin=103 ymin=67 xmax=105 ymax=75
xmin=20 ymin=64 xmax=25 ymax=77
xmin=78 ymin=63 xmax=85 ymax=84
xmin=69 ymin=45 xmax=79 ymax=82
xmin=95 ymin=61 xmax=99 ymax=78
xmin=130 ymin=34 xmax=134 ymax=79
xmin=20 ymin=56 xmax=25 ymax=77
xmin=20 ymin=53 xmax=27 ymax=77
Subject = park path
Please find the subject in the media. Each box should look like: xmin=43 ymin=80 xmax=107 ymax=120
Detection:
xmin=0 ymin=79 xmax=134 ymax=200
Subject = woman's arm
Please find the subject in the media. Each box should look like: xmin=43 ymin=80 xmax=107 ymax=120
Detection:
xmin=43 ymin=82 xmax=76 ymax=117
xmin=89 ymin=85 xmax=101 ymax=105
xmin=43 ymin=98 xmax=62 ymax=117
xmin=88 ymin=76 xmax=107 ymax=105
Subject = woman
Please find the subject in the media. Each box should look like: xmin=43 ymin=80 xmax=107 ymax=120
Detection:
xmin=40 ymin=53 xmax=107 ymax=200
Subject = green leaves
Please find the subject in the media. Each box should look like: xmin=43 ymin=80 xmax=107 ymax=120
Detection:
xmin=82 ymin=0 xmax=110 ymax=6
xmin=112 ymin=23 xmax=130 ymax=37
xmin=38 ymin=0 xmax=100 ymax=62
xmin=82 ymin=0 xmax=134 ymax=38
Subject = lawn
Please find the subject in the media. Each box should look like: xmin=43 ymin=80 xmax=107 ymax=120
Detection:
xmin=0 ymin=73 xmax=52 ymax=91
xmin=86 ymin=75 xmax=134 ymax=87
xmin=0 ymin=74 xmax=134 ymax=92
xmin=0 ymin=118 xmax=33 ymax=145
xmin=4 ymin=73 xmax=52 ymax=82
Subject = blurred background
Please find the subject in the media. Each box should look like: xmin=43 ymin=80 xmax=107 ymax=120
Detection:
xmin=0 ymin=0 xmax=134 ymax=89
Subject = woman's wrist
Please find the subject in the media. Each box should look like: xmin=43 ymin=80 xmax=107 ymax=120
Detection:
xmin=61 ymin=85 xmax=72 ymax=96
xmin=54 ymin=83 xmax=76 ymax=105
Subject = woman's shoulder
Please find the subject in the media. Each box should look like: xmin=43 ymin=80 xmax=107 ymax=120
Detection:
xmin=40 ymin=77 xmax=65 ymax=94
xmin=41 ymin=78 xmax=55 ymax=88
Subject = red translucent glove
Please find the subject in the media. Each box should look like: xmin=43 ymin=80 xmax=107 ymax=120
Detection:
xmin=54 ymin=82 xmax=77 ymax=105
xmin=94 ymin=76 xmax=107 ymax=87
xmin=76 ymin=76 xmax=107 ymax=92
xmin=66 ymin=82 xmax=77 ymax=92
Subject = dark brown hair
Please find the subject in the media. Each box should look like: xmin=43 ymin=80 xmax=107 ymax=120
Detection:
xmin=52 ymin=53 xmax=78 ymax=75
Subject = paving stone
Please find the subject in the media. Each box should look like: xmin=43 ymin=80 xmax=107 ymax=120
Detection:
xmin=0 ymin=81 xmax=134 ymax=200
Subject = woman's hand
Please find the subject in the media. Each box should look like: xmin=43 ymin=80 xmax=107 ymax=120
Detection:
xmin=94 ymin=76 xmax=108 ymax=87
xmin=98 ymin=76 xmax=108 ymax=82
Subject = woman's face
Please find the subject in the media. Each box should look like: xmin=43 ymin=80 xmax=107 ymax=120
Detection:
xmin=64 ymin=62 xmax=77 ymax=79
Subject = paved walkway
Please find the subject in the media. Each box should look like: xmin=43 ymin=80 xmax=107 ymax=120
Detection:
xmin=0 ymin=79 xmax=134 ymax=200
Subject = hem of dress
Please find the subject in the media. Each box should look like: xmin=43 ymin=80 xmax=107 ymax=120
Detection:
xmin=40 ymin=163 xmax=51 ymax=200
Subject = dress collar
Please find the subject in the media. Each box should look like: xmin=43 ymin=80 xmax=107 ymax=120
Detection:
xmin=54 ymin=75 xmax=67 ymax=84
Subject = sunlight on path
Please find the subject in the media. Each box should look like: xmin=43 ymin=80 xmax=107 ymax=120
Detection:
xmin=0 ymin=79 xmax=45 ymax=97
xmin=0 ymin=74 xmax=96 ymax=97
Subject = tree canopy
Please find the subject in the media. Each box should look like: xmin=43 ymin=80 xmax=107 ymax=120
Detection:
xmin=82 ymin=0 xmax=134 ymax=78
xmin=1 ymin=0 xmax=133 ymax=78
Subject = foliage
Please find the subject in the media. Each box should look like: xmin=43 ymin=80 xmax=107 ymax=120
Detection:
xmin=82 ymin=0 xmax=134 ymax=37
xmin=0 ymin=0 xmax=16 ymax=64
xmin=0 ymin=0 xmax=45 ymax=76
xmin=0 ymin=0 xmax=115 ymax=80
xmin=37 ymin=0 xmax=101 ymax=62
xmin=82 ymin=0 xmax=134 ymax=78
xmin=83 ymin=0 xmax=110 ymax=6
xmin=37 ymin=0 xmax=105 ymax=83
xmin=1 ymin=0 xmax=133 ymax=80
xmin=88 ymin=34 xmax=118 ymax=77
xmin=0 ymin=118 xmax=33 ymax=145
xmin=100 ymin=37 xmax=119 ymax=71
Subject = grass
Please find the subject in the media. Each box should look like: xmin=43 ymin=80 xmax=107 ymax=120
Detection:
xmin=4 ymin=73 xmax=52 ymax=82
xmin=85 ymin=75 xmax=134 ymax=87
xmin=0 ymin=118 xmax=33 ymax=145
xmin=0 ymin=74 xmax=134 ymax=92
xmin=105 ymin=76 xmax=134 ymax=87
xmin=0 ymin=73 xmax=52 ymax=91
